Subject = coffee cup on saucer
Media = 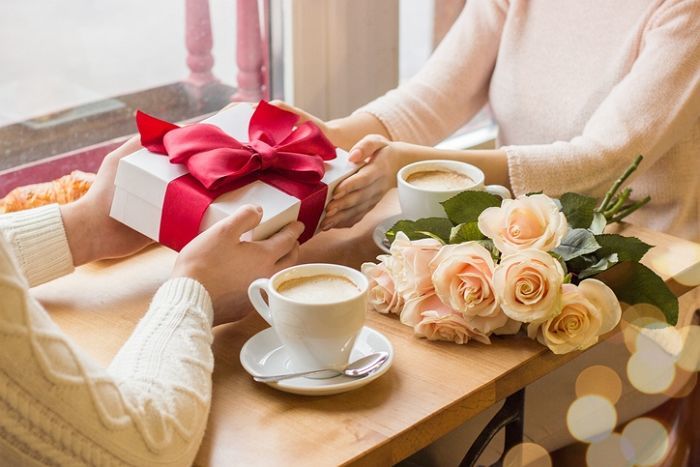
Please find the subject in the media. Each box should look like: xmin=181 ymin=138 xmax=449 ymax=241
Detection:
xmin=248 ymin=263 xmax=368 ymax=376
xmin=397 ymin=160 xmax=511 ymax=220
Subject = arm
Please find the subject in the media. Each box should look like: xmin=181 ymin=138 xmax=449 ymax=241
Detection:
xmin=0 ymin=232 xmax=214 ymax=465
xmin=0 ymin=207 xmax=302 ymax=466
xmin=348 ymin=0 xmax=508 ymax=146
xmin=504 ymin=0 xmax=699 ymax=197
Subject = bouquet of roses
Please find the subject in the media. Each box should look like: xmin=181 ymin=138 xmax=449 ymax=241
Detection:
xmin=362 ymin=156 xmax=678 ymax=354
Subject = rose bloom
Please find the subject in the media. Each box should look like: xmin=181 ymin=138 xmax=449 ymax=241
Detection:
xmin=401 ymin=294 xmax=490 ymax=345
xmin=430 ymin=242 xmax=509 ymax=334
xmin=361 ymin=256 xmax=404 ymax=315
xmin=493 ymin=249 xmax=564 ymax=322
xmin=478 ymin=194 xmax=568 ymax=255
xmin=389 ymin=231 xmax=442 ymax=300
xmin=528 ymin=279 xmax=622 ymax=354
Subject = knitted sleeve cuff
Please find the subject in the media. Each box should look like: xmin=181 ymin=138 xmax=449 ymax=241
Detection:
xmin=0 ymin=204 xmax=75 ymax=286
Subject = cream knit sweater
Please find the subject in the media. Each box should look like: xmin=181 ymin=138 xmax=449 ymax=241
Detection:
xmin=360 ymin=0 xmax=699 ymax=241
xmin=0 ymin=205 xmax=214 ymax=466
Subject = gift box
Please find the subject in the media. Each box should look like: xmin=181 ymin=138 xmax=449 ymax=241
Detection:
xmin=110 ymin=101 xmax=357 ymax=251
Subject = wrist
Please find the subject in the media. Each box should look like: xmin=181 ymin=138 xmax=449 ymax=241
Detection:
xmin=59 ymin=201 xmax=99 ymax=266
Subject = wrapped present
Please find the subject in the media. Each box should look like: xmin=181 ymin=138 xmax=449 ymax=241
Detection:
xmin=110 ymin=101 xmax=357 ymax=251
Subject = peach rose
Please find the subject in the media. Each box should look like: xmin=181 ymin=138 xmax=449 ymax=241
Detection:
xmin=493 ymin=249 xmax=564 ymax=322
xmin=430 ymin=242 xmax=508 ymax=334
xmin=401 ymin=294 xmax=490 ymax=345
xmin=361 ymin=256 xmax=404 ymax=315
xmin=527 ymin=279 xmax=621 ymax=354
xmin=478 ymin=194 xmax=568 ymax=255
xmin=389 ymin=231 xmax=442 ymax=300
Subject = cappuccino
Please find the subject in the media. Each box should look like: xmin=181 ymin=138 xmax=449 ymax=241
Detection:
xmin=277 ymin=274 xmax=360 ymax=303
xmin=405 ymin=169 xmax=474 ymax=190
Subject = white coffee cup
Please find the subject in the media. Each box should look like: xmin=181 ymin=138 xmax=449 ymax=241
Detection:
xmin=397 ymin=160 xmax=511 ymax=220
xmin=248 ymin=263 xmax=368 ymax=374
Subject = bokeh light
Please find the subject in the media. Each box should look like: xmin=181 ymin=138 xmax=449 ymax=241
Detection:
xmin=503 ymin=442 xmax=552 ymax=467
xmin=627 ymin=346 xmax=676 ymax=394
xmin=676 ymin=325 xmax=700 ymax=372
xmin=663 ymin=367 xmax=697 ymax=399
xmin=634 ymin=321 xmax=682 ymax=359
xmin=566 ymin=395 xmax=617 ymax=443
xmin=575 ymin=365 xmax=622 ymax=404
xmin=621 ymin=417 xmax=669 ymax=466
xmin=620 ymin=304 xmax=667 ymax=354
xmin=585 ymin=433 xmax=633 ymax=467
xmin=649 ymin=243 xmax=700 ymax=287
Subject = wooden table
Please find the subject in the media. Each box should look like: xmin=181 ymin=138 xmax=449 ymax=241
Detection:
xmin=33 ymin=190 xmax=700 ymax=466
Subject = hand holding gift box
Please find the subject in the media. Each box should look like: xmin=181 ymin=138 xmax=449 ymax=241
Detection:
xmin=110 ymin=101 xmax=358 ymax=251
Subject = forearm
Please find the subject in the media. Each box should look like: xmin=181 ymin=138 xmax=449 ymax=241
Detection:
xmin=327 ymin=112 xmax=391 ymax=151
xmin=59 ymin=200 xmax=99 ymax=267
xmin=393 ymin=142 xmax=510 ymax=188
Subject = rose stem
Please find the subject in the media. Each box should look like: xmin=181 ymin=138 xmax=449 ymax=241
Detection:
xmin=596 ymin=154 xmax=644 ymax=213
xmin=603 ymin=188 xmax=631 ymax=219
xmin=609 ymin=196 xmax=651 ymax=223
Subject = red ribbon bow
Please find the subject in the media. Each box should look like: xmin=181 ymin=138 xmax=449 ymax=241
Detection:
xmin=136 ymin=100 xmax=337 ymax=251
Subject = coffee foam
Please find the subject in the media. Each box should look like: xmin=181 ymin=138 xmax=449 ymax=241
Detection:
xmin=405 ymin=169 xmax=474 ymax=190
xmin=276 ymin=274 xmax=360 ymax=303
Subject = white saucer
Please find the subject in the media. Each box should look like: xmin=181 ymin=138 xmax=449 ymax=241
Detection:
xmin=240 ymin=326 xmax=394 ymax=396
xmin=372 ymin=214 xmax=403 ymax=254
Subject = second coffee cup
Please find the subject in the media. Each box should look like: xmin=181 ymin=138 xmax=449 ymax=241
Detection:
xmin=248 ymin=263 xmax=368 ymax=376
xmin=397 ymin=160 xmax=511 ymax=220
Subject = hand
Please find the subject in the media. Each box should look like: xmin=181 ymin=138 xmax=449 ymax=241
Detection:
xmin=321 ymin=134 xmax=400 ymax=230
xmin=60 ymin=137 xmax=152 ymax=266
xmin=172 ymin=205 xmax=304 ymax=326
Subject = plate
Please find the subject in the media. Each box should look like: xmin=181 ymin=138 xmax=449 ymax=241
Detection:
xmin=240 ymin=326 xmax=394 ymax=396
xmin=372 ymin=214 xmax=403 ymax=254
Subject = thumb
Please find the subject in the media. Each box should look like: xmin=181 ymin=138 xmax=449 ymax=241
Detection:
xmin=218 ymin=204 xmax=264 ymax=239
xmin=348 ymin=134 xmax=389 ymax=163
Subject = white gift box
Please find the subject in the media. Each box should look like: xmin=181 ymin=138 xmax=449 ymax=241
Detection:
xmin=110 ymin=104 xmax=357 ymax=246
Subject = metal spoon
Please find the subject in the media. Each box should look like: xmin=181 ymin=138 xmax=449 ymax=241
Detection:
xmin=253 ymin=351 xmax=389 ymax=383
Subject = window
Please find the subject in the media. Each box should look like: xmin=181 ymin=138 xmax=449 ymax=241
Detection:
xmin=0 ymin=0 xmax=273 ymax=173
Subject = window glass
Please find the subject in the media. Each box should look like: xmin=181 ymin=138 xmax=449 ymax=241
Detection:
xmin=0 ymin=0 xmax=268 ymax=171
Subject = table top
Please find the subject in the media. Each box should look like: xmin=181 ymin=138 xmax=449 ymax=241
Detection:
xmin=33 ymin=190 xmax=700 ymax=467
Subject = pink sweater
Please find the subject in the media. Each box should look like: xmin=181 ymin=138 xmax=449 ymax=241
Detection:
xmin=360 ymin=0 xmax=700 ymax=242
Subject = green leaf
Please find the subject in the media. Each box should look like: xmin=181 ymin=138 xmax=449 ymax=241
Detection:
xmin=526 ymin=190 xmax=543 ymax=196
xmin=449 ymin=222 xmax=486 ymax=244
xmin=475 ymin=239 xmax=500 ymax=261
xmin=578 ymin=253 xmax=618 ymax=279
xmin=589 ymin=212 xmax=607 ymax=234
xmin=386 ymin=217 xmax=453 ymax=243
xmin=594 ymin=234 xmax=652 ymax=262
xmin=560 ymin=192 xmax=598 ymax=229
xmin=596 ymin=261 xmax=678 ymax=326
xmin=553 ymin=228 xmax=601 ymax=261
xmin=440 ymin=191 xmax=502 ymax=225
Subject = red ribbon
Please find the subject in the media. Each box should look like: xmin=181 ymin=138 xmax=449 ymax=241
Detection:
xmin=136 ymin=100 xmax=337 ymax=251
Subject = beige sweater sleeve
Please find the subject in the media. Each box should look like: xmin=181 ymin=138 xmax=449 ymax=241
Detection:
xmin=0 ymin=206 xmax=215 ymax=466
xmin=504 ymin=0 xmax=700 ymax=197
xmin=356 ymin=0 xmax=508 ymax=145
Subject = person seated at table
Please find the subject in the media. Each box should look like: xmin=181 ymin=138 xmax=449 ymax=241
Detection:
xmin=0 ymin=137 xmax=304 ymax=466
xmin=272 ymin=0 xmax=699 ymax=463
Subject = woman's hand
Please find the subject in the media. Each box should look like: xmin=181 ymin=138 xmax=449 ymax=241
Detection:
xmin=320 ymin=134 xmax=401 ymax=230
xmin=60 ymin=137 xmax=153 ymax=266
xmin=172 ymin=205 xmax=304 ymax=326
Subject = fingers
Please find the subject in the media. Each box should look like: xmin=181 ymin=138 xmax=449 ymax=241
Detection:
xmin=260 ymin=221 xmax=305 ymax=261
xmin=331 ymin=166 xmax=382 ymax=202
xmin=269 ymin=100 xmax=314 ymax=124
xmin=348 ymin=134 xmax=389 ymax=163
xmin=325 ymin=194 xmax=383 ymax=230
xmin=220 ymin=204 xmax=264 ymax=239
